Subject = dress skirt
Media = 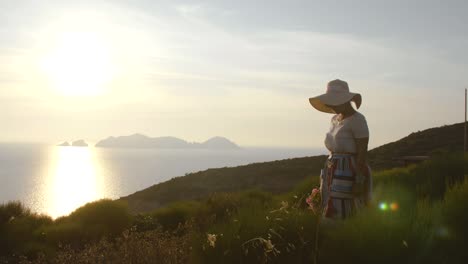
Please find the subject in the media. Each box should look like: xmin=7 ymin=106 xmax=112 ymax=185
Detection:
xmin=320 ymin=153 xmax=372 ymax=220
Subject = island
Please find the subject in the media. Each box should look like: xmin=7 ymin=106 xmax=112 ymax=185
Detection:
xmin=58 ymin=140 xmax=88 ymax=147
xmin=71 ymin=140 xmax=88 ymax=147
xmin=95 ymin=134 xmax=239 ymax=149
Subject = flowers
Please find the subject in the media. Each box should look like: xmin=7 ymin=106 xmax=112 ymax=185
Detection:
xmin=263 ymin=239 xmax=275 ymax=253
xmin=207 ymin=234 xmax=217 ymax=247
xmin=306 ymin=188 xmax=322 ymax=214
xmin=241 ymin=237 xmax=280 ymax=257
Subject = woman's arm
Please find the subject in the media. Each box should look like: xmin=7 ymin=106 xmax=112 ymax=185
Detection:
xmin=352 ymin=137 xmax=369 ymax=195
xmin=355 ymin=137 xmax=369 ymax=172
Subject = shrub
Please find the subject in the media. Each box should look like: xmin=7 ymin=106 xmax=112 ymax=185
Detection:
xmin=0 ymin=201 xmax=30 ymax=224
xmin=44 ymin=199 xmax=132 ymax=246
xmin=436 ymin=178 xmax=468 ymax=261
xmin=28 ymin=223 xmax=193 ymax=264
xmin=191 ymin=198 xmax=317 ymax=263
xmin=374 ymin=153 xmax=467 ymax=200
xmin=149 ymin=200 xmax=204 ymax=230
xmin=443 ymin=178 xmax=468 ymax=240
xmin=0 ymin=201 xmax=53 ymax=259
xmin=319 ymin=196 xmax=438 ymax=263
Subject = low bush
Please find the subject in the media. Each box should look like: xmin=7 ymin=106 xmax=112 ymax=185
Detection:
xmin=149 ymin=200 xmax=204 ymax=230
xmin=0 ymin=202 xmax=53 ymax=260
xmin=191 ymin=199 xmax=317 ymax=264
xmin=374 ymin=153 xmax=467 ymax=200
xmin=437 ymin=178 xmax=468 ymax=260
xmin=21 ymin=224 xmax=193 ymax=264
xmin=44 ymin=199 xmax=132 ymax=246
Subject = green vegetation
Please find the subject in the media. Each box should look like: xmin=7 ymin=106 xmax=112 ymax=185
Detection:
xmin=122 ymin=155 xmax=328 ymax=213
xmin=43 ymin=199 xmax=132 ymax=247
xmin=187 ymin=153 xmax=468 ymax=264
xmin=0 ymin=199 xmax=131 ymax=262
xmin=1 ymin=153 xmax=467 ymax=263
xmin=0 ymin=202 xmax=53 ymax=260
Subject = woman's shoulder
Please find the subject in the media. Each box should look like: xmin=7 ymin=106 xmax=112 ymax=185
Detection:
xmin=347 ymin=112 xmax=368 ymax=127
xmin=351 ymin=111 xmax=367 ymax=121
xmin=349 ymin=111 xmax=369 ymax=136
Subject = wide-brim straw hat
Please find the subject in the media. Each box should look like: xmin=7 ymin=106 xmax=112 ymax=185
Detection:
xmin=308 ymin=79 xmax=362 ymax=114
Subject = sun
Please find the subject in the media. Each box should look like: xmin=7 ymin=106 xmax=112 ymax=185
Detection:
xmin=41 ymin=32 xmax=115 ymax=96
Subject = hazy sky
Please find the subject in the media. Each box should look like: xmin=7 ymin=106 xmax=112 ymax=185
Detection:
xmin=1 ymin=0 xmax=467 ymax=148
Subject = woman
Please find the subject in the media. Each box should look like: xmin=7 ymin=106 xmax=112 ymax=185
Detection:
xmin=309 ymin=79 xmax=372 ymax=220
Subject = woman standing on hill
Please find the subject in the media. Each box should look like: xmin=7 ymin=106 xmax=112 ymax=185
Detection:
xmin=309 ymin=79 xmax=372 ymax=219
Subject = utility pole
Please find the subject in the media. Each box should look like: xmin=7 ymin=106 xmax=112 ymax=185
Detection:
xmin=465 ymin=88 xmax=467 ymax=152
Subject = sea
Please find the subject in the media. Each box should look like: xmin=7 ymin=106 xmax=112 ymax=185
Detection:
xmin=0 ymin=143 xmax=326 ymax=218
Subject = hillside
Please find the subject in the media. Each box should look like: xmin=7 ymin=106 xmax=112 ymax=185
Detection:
xmin=122 ymin=155 xmax=328 ymax=212
xmin=121 ymin=122 xmax=465 ymax=213
xmin=369 ymin=122 xmax=464 ymax=169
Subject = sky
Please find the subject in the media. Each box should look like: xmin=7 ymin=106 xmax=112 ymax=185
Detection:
xmin=1 ymin=0 xmax=467 ymax=148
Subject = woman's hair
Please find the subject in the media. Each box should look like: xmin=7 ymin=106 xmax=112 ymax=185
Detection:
xmin=347 ymin=101 xmax=357 ymax=110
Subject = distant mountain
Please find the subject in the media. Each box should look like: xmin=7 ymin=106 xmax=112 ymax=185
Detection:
xmin=57 ymin=141 xmax=70 ymax=147
xmin=201 ymin=136 xmax=239 ymax=149
xmin=121 ymin=122 xmax=465 ymax=213
xmin=71 ymin=140 xmax=88 ymax=147
xmin=95 ymin=134 xmax=239 ymax=149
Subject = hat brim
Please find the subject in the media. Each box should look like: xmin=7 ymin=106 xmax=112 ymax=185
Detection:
xmin=309 ymin=93 xmax=362 ymax=113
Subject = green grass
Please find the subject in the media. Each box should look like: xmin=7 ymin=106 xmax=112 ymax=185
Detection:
xmin=188 ymin=153 xmax=468 ymax=263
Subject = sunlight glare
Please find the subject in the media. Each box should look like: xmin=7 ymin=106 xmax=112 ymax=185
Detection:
xmin=49 ymin=147 xmax=100 ymax=218
xmin=41 ymin=32 xmax=115 ymax=96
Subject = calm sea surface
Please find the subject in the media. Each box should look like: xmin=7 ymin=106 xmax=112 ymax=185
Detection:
xmin=0 ymin=144 xmax=326 ymax=218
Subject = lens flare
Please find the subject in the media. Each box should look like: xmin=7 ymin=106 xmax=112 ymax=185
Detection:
xmin=390 ymin=202 xmax=399 ymax=211
xmin=379 ymin=202 xmax=388 ymax=211
xmin=379 ymin=201 xmax=399 ymax=212
xmin=435 ymin=226 xmax=450 ymax=238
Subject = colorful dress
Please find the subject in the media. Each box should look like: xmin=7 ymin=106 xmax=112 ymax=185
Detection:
xmin=320 ymin=112 xmax=372 ymax=219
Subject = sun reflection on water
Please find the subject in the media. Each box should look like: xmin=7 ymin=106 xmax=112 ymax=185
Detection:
xmin=47 ymin=147 xmax=102 ymax=218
